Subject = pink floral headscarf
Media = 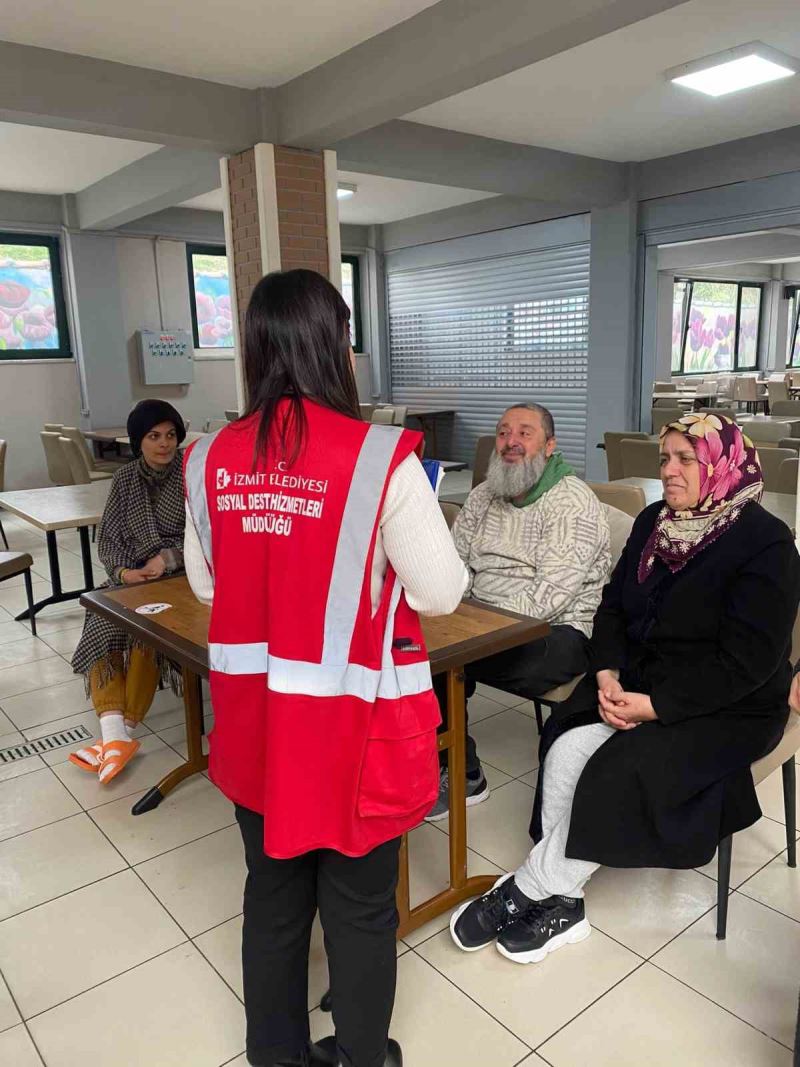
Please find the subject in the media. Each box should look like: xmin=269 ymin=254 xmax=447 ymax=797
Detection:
xmin=638 ymin=413 xmax=763 ymax=583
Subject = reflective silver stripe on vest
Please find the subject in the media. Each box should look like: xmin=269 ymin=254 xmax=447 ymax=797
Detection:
xmin=321 ymin=424 xmax=402 ymax=665
xmin=207 ymin=641 xmax=431 ymax=700
xmin=184 ymin=430 xmax=221 ymax=570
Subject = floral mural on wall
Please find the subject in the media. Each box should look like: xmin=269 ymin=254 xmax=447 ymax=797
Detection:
xmin=672 ymin=280 xmax=761 ymax=374
xmin=0 ymin=243 xmax=61 ymax=351
xmin=190 ymin=252 xmax=233 ymax=348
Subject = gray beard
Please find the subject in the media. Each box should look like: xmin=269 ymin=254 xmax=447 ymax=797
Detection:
xmin=484 ymin=449 xmax=548 ymax=500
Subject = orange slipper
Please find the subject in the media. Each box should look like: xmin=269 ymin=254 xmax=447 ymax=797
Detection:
xmin=68 ymin=741 xmax=104 ymax=773
xmin=97 ymin=738 xmax=140 ymax=784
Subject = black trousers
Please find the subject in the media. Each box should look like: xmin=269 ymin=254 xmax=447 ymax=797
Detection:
xmin=236 ymin=805 xmax=400 ymax=1067
xmin=434 ymin=624 xmax=590 ymax=774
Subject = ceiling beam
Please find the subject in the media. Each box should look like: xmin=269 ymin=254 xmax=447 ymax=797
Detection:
xmin=657 ymin=231 xmax=800 ymax=270
xmin=335 ymin=120 xmax=628 ymax=205
xmin=76 ymin=147 xmax=223 ymax=230
xmin=276 ymin=0 xmax=691 ymax=148
xmin=0 ymin=40 xmax=268 ymax=153
xmin=637 ymin=124 xmax=800 ymax=202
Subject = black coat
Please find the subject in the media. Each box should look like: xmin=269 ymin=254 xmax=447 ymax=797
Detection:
xmin=530 ymin=500 xmax=800 ymax=869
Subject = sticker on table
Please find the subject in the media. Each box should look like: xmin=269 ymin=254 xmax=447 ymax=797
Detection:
xmin=135 ymin=602 xmax=173 ymax=616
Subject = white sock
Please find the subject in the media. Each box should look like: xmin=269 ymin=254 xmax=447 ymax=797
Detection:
xmin=99 ymin=712 xmax=128 ymax=745
xmin=124 ymin=719 xmax=138 ymax=738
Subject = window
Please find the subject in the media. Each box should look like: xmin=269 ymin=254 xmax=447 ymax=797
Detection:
xmin=0 ymin=234 xmax=70 ymax=358
xmin=787 ymin=287 xmax=800 ymax=367
xmin=187 ymin=244 xmax=233 ymax=349
xmin=341 ymin=255 xmax=362 ymax=352
xmin=672 ymin=279 xmax=763 ymax=375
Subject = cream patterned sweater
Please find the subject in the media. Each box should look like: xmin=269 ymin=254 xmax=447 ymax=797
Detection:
xmin=452 ymin=476 xmax=611 ymax=637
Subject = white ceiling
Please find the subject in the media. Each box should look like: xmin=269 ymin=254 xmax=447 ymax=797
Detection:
xmin=407 ymin=0 xmax=800 ymax=162
xmin=0 ymin=122 xmax=158 ymax=194
xmin=1 ymin=0 xmax=437 ymax=88
xmin=181 ymin=171 xmax=495 ymax=225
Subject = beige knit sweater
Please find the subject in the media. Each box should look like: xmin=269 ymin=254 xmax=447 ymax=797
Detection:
xmin=452 ymin=476 xmax=611 ymax=637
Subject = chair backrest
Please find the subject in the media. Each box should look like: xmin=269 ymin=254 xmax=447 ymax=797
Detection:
xmin=61 ymin=426 xmax=98 ymax=472
xmin=43 ymin=423 xmax=64 ymax=433
xmin=603 ymin=504 xmax=635 ymax=568
xmin=768 ymin=381 xmax=790 ymax=403
xmin=651 ymin=407 xmax=683 ymax=434
xmin=619 ymin=438 xmax=660 ymax=479
xmin=205 ymin=418 xmax=228 ymax=433
xmin=0 ymin=439 xmax=5 ymax=492
xmin=603 ymin=431 xmax=648 ymax=481
xmin=734 ymin=377 xmax=758 ymax=401
xmin=391 ymin=404 xmax=408 ymax=427
xmin=755 ymin=447 xmax=795 ymax=492
xmin=741 ymin=421 xmax=786 ymax=445
xmin=776 ymin=457 xmax=799 ymax=495
xmin=654 ymin=381 xmax=677 ymax=392
xmin=779 ymin=438 xmax=800 ymax=453
xmin=359 ymin=404 xmax=375 ymax=420
xmin=58 ymin=436 xmax=92 ymax=485
xmin=770 ymin=401 xmax=800 ymax=418
xmin=40 ymin=431 xmax=73 ymax=485
xmin=702 ymin=381 xmax=719 ymax=398
xmin=370 ymin=408 xmax=394 ymax=425
xmin=697 ymin=406 xmax=736 ymax=419
xmin=224 ymin=409 xmax=239 ymax=422
xmin=587 ymin=480 xmax=646 ymax=519
xmin=472 ymin=435 xmax=496 ymax=487
xmin=439 ymin=501 xmax=461 ymax=530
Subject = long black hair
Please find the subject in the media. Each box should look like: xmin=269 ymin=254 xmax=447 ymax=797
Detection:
xmin=242 ymin=269 xmax=361 ymax=465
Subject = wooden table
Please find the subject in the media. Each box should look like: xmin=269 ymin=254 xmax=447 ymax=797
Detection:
xmin=616 ymin=477 xmax=796 ymax=531
xmin=81 ymin=575 xmax=547 ymax=939
xmin=0 ymin=481 xmax=110 ymax=621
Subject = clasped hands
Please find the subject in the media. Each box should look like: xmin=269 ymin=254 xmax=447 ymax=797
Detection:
xmin=596 ymin=669 xmax=657 ymax=730
xmin=122 ymin=554 xmax=167 ymax=585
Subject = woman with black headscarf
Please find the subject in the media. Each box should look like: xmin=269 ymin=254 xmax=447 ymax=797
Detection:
xmin=69 ymin=399 xmax=187 ymax=784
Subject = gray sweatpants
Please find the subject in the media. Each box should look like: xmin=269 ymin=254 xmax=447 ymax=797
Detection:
xmin=514 ymin=722 xmax=615 ymax=900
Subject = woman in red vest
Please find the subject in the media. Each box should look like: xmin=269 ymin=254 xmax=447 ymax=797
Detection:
xmin=184 ymin=269 xmax=467 ymax=1067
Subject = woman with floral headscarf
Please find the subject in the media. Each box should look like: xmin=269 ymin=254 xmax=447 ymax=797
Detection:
xmin=449 ymin=414 xmax=800 ymax=965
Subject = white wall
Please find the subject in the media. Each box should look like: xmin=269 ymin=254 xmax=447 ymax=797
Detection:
xmin=0 ymin=359 xmax=82 ymax=489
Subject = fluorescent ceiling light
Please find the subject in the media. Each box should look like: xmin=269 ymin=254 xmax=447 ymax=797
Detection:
xmin=666 ymin=42 xmax=797 ymax=97
xmin=337 ymin=183 xmax=357 ymax=200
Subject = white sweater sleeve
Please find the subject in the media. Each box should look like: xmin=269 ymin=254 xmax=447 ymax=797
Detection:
xmin=184 ymin=503 xmax=214 ymax=605
xmin=183 ymin=456 xmax=469 ymax=617
xmin=376 ymin=454 xmax=469 ymax=616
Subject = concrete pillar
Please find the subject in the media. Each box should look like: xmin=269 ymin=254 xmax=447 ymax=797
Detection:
xmin=221 ymin=144 xmax=341 ymax=409
xmin=585 ymin=199 xmax=639 ymax=480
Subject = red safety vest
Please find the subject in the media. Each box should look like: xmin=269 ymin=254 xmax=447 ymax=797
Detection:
xmin=184 ymin=401 xmax=441 ymax=858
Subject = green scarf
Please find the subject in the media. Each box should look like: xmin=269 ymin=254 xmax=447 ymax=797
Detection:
xmin=512 ymin=452 xmax=575 ymax=508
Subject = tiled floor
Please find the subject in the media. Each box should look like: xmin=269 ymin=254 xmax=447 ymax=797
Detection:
xmin=0 ymin=510 xmax=799 ymax=1065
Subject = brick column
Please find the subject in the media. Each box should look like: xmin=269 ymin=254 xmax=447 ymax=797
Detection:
xmin=221 ymin=144 xmax=341 ymax=409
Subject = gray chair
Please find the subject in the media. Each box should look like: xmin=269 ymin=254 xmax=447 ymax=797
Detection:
xmin=531 ymin=503 xmax=635 ymax=730
xmin=697 ymin=406 xmax=737 ymax=420
xmin=0 ymin=440 xmax=7 ymax=549
xmin=59 ymin=436 xmax=112 ymax=485
xmin=41 ymin=431 xmax=74 ymax=486
xmin=0 ymin=551 xmax=36 ymax=635
xmin=651 ymin=407 xmax=683 ymax=434
xmin=779 ymin=438 xmax=800 ymax=454
xmin=742 ymin=421 xmax=787 ymax=447
xmin=603 ymin=432 xmax=648 ymax=480
xmin=776 ymin=458 xmax=799 ymax=495
xmin=205 ymin=418 xmax=228 ymax=433
xmin=370 ymin=409 xmax=394 ymax=426
xmin=472 ymin=436 xmax=496 ymax=488
xmin=654 ymin=382 xmax=678 ymax=392
xmin=755 ymin=447 xmax=795 ymax=492
xmin=43 ymin=423 xmax=64 ymax=433
xmin=770 ymin=401 xmax=800 ymax=418
xmin=768 ymin=381 xmax=790 ymax=404
xmin=439 ymin=501 xmax=461 ymax=530
xmin=620 ymin=438 xmax=660 ymax=479
xmin=225 ymin=410 xmax=239 ymax=422
xmin=391 ymin=404 xmax=408 ymax=427
xmin=587 ymin=480 xmax=646 ymax=518
xmin=60 ymin=426 xmax=122 ymax=474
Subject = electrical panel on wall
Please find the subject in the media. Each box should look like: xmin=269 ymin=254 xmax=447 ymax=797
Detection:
xmin=137 ymin=329 xmax=194 ymax=385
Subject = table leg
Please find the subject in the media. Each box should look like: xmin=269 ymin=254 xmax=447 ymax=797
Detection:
xmin=77 ymin=526 xmax=95 ymax=590
xmin=396 ymin=668 xmax=495 ymax=939
xmin=15 ymin=528 xmax=97 ymax=623
xmin=131 ymin=667 xmax=208 ymax=814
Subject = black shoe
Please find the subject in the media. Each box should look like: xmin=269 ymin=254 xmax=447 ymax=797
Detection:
xmin=449 ymin=874 xmax=528 ymax=951
xmin=496 ymin=895 xmax=591 ymax=964
xmin=314 ymin=1036 xmax=402 ymax=1066
xmin=267 ymin=1039 xmax=339 ymax=1066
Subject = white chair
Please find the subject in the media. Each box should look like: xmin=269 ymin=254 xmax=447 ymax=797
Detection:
xmin=41 ymin=431 xmax=73 ymax=486
xmin=60 ymin=426 xmax=123 ymax=474
xmin=370 ymin=409 xmax=394 ymax=425
xmin=205 ymin=418 xmax=228 ymax=433
xmin=58 ymin=436 xmax=111 ymax=484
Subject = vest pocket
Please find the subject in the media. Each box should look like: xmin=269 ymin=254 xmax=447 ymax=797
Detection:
xmin=357 ymin=694 xmax=440 ymax=819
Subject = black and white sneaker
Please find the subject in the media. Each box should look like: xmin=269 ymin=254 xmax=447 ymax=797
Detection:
xmin=450 ymin=874 xmax=528 ymax=951
xmin=425 ymin=766 xmax=490 ymax=822
xmin=496 ymin=895 xmax=591 ymax=964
